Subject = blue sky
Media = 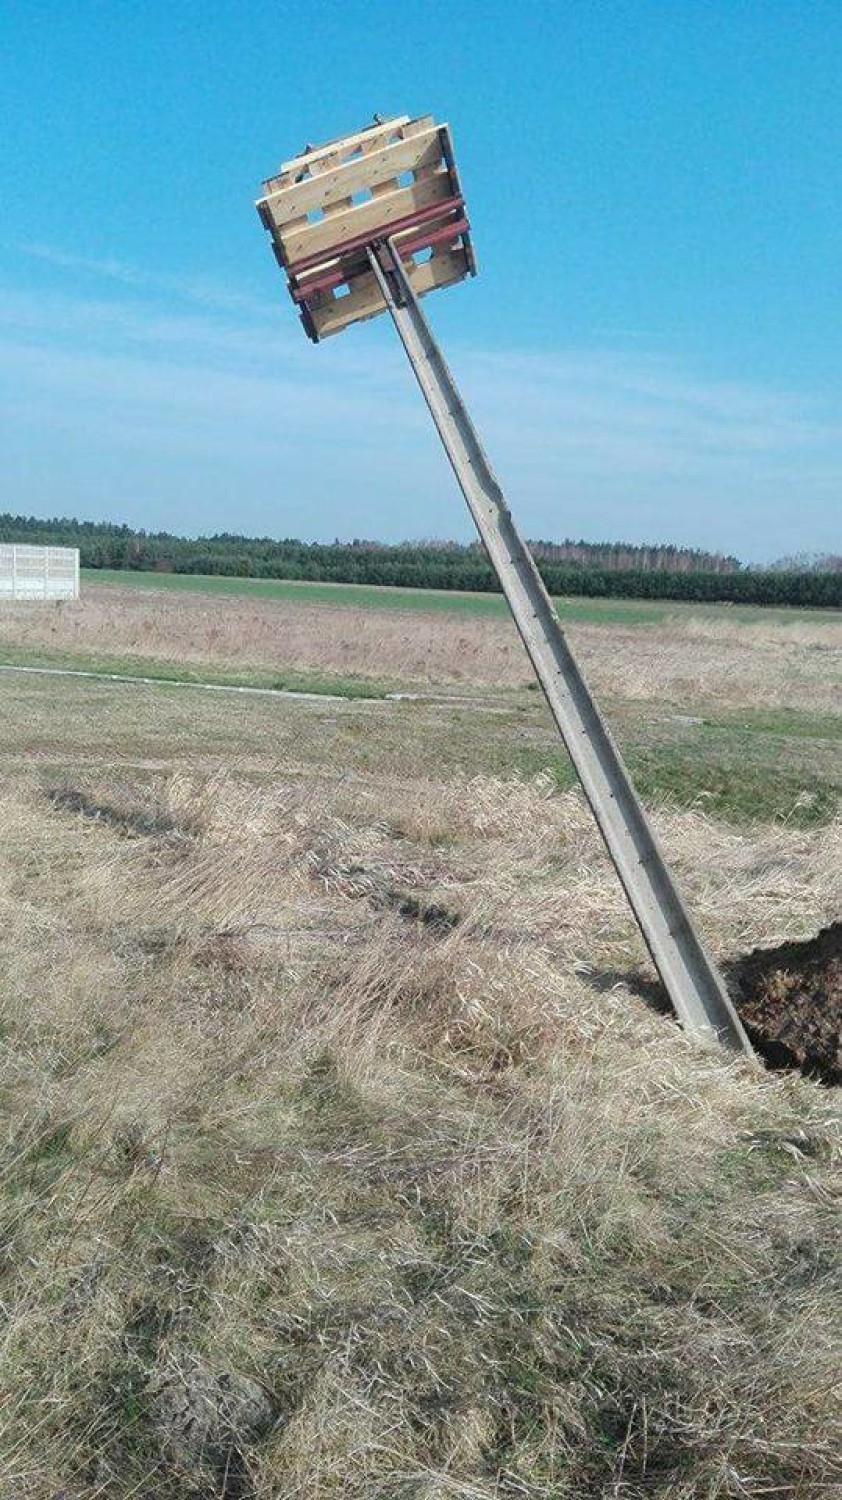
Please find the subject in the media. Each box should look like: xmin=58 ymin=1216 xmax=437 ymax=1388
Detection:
xmin=2 ymin=0 xmax=840 ymax=561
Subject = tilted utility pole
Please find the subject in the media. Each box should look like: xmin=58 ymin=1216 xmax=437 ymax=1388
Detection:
xmin=256 ymin=114 xmax=754 ymax=1060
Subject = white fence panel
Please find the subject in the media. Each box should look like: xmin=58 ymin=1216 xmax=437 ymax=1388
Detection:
xmin=0 ymin=544 xmax=80 ymax=601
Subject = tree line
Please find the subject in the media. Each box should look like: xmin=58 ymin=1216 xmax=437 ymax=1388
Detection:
xmin=2 ymin=513 xmax=839 ymax=607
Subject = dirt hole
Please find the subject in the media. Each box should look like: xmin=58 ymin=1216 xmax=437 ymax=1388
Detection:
xmin=727 ymin=923 xmax=841 ymax=1085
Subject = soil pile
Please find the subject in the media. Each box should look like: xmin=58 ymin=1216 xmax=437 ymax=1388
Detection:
xmin=728 ymin=923 xmax=841 ymax=1085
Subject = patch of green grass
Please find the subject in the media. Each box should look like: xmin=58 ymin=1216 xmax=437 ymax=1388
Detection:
xmin=626 ymin=741 xmax=838 ymax=826
xmin=0 ymin=652 xmax=837 ymax=828
xmin=717 ymin=1142 xmax=797 ymax=1193
xmin=470 ymin=714 xmax=838 ymax=827
xmin=82 ymin=566 xmax=672 ymax=622
xmin=702 ymin=707 xmax=842 ymax=741
xmin=84 ymin=566 xmax=517 ymax=616
xmin=81 ymin=569 xmax=839 ymax=627
xmin=0 ymin=644 xmax=391 ymax=700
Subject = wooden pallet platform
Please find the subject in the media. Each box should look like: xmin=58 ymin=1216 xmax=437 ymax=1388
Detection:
xmin=256 ymin=114 xmax=476 ymax=341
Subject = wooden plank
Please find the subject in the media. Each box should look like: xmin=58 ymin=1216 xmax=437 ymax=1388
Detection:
xmin=401 ymin=115 xmax=435 ymax=139
xmin=278 ymin=115 xmax=411 ymax=176
xmin=292 ymin=214 xmax=468 ymax=298
xmin=323 ymin=193 xmax=354 ymax=219
xmin=396 ymin=215 xmax=469 ymax=256
xmin=259 ymin=128 xmax=443 ymax=223
xmin=265 ymin=119 xmax=413 ymax=195
xmin=265 ymin=128 xmax=444 ymax=225
xmin=278 ymin=170 xmax=453 ymax=263
xmin=288 ymin=200 xmax=467 ymax=289
xmin=311 ymin=249 xmax=469 ymax=339
xmin=307 ymin=120 xmax=425 ymax=179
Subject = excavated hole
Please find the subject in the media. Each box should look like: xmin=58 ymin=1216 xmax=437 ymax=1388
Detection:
xmin=726 ymin=923 xmax=841 ymax=1086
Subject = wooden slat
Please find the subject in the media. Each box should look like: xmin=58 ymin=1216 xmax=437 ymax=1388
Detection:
xmin=279 ymin=116 xmax=411 ymax=176
xmin=278 ymin=171 xmax=453 ymax=263
xmin=398 ymin=216 xmax=468 ymax=256
xmin=292 ymin=216 xmax=470 ymax=300
xmin=264 ymin=119 xmax=413 ymax=195
xmin=311 ymin=249 xmax=469 ymax=339
xmin=289 ymin=199 xmax=468 ymax=289
xmin=323 ymin=193 xmax=354 ymax=219
xmin=259 ymin=127 xmax=443 ymax=224
xmin=402 ymin=115 xmax=435 ymax=139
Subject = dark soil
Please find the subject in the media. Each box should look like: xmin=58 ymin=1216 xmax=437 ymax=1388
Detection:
xmin=727 ymin=923 xmax=841 ymax=1085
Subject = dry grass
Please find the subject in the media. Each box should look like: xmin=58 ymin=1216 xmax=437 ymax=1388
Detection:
xmin=1 ymin=657 xmax=840 ymax=1497
xmin=1 ymin=581 xmax=839 ymax=711
xmin=1 ymin=593 xmax=839 ymax=1495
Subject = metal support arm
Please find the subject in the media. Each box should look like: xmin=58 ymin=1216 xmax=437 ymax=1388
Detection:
xmin=368 ymin=238 xmax=754 ymax=1059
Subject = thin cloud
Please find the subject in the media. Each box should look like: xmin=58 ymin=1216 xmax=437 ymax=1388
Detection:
xmin=15 ymin=240 xmax=269 ymax=317
xmin=1 ymin=261 xmax=839 ymax=560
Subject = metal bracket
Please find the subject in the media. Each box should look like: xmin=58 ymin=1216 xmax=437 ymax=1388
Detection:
xmin=367 ymin=236 xmax=755 ymax=1060
xmin=370 ymin=239 xmax=408 ymax=305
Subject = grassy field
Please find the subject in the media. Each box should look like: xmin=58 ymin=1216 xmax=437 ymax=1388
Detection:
xmin=7 ymin=578 xmax=842 ymax=707
xmin=1 ymin=584 xmax=840 ymax=1497
xmin=81 ymin=567 xmax=842 ymax=626
xmin=1 ymin=577 xmax=839 ymax=828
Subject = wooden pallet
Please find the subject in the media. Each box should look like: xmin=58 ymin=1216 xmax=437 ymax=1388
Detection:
xmin=256 ymin=115 xmax=476 ymax=341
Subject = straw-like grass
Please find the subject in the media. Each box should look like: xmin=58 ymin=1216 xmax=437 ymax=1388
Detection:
xmin=1 ymin=588 xmax=840 ymax=1496
xmin=1 ymin=702 xmax=840 ymax=1495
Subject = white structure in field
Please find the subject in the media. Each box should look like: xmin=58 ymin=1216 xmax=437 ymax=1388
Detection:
xmin=0 ymin=544 xmax=80 ymax=601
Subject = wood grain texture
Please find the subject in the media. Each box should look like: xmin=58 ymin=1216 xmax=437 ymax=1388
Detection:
xmin=278 ymin=170 xmax=454 ymax=263
xmin=311 ymin=249 xmax=469 ymax=339
xmin=259 ymin=129 xmax=443 ymax=223
xmin=277 ymin=115 xmax=410 ymax=176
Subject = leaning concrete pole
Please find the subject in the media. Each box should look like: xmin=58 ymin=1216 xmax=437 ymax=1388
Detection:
xmin=256 ymin=114 xmax=755 ymax=1059
xmin=368 ymin=239 xmax=754 ymax=1055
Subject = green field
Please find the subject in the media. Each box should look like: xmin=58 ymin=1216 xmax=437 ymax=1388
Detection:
xmin=1 ymin=652 xmax=837 ymax=828
xmin=82 ymin=568 xmax=840 ymax=626
xmin=2 ymin=567 xmax=836 ymax=830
